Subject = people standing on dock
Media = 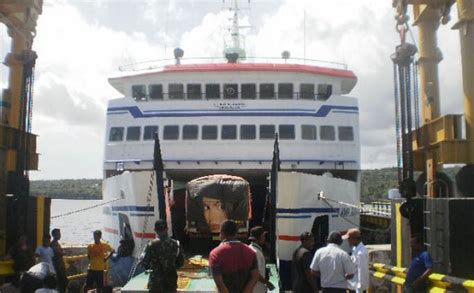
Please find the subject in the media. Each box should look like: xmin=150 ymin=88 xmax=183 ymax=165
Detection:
xmin=140 ymin=219 xmax=185 ymax=293
xmin=3 ymin=235 xmax=35 ymax=287
xmin=404 ymin=235 xmax=433 ymax=293
xmin=310 ymin=231 xmax=355 ymax=293
xmin=84 ymin=230 xmax=114 ymax=293
xmin=35 ymin=235 xmax=56 ymax=274
xmin=291 ymin=231 xmax=319 ymax=293
xmin=248 ymin=226 xmax=275 ymax=293
xmin=50 ymin=229 xmax=68 ymax=293
xmin=209 ymin=220 xmax=260 ymax=293
xmin=343 ymin=229 xmax=369 ymax=293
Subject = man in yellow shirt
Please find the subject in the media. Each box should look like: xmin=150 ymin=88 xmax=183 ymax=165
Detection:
xmin=84 ymin=230 xmax=114 ymax=292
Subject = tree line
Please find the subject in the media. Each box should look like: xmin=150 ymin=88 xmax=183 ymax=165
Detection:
xmin=30 ymin=167 xmax=461 ymax=201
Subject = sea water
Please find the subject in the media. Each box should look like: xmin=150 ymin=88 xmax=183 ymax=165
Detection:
xmin=50 ymin=199 xmax=103 ymax=245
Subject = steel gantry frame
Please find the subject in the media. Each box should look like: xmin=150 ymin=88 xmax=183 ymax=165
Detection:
xmin=391 ymin=0 xmax=474 ymax=288
xmin=394 ymin=0 xmax=474 ymax=198
xmin=0 ymin=0 xmax=42 ymax=256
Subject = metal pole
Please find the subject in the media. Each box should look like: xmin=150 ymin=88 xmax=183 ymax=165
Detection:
xmin=454 ymin=0 xmax=474 ymax=162
xmin=413 ymin=4 xmax=443 ymax=198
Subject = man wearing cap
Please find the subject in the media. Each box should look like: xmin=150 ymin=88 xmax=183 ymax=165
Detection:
xmin=310 ymin=231 xmax=355 ymax=293
xmin=343 ymin=228 xmax=369 ymax=293
xmin=292 ymin=232 xmax=319 ymax=293
xmin=248 ymin=226 xmax=275 ymax=293
xmin=140 ymin=219 xmax=185 ymax=293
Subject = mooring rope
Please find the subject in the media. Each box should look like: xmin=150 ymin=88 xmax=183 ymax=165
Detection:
xmin=51 ymin=197 xmax=123 ymax=219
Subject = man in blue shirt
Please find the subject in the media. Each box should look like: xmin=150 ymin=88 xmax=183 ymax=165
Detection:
xmin=404 ymin=236 xmax=433 ymax=292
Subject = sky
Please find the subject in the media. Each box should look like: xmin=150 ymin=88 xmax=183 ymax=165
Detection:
xmin=0 ymin=0 xmax=465 ymax=180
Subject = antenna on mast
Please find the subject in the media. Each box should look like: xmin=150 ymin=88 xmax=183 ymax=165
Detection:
xmin=223 ymin=0 xmax=247 ymax=62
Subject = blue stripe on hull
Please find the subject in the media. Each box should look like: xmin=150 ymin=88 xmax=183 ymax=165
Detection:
xmin=107 ymin=105 xmax=358 ymax=118
xmin=276 ymin=215 xmax=312 ymax=219
xmin=277 ymin=207 xmax=339 ymax=214
xmin=111 ymin=206 xmax=154 ymax=212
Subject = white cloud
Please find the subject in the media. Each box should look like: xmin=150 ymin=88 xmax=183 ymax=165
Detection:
xmin=30 ymin=0 xmax=165 ymax=179
xmin=1 ymin=25 xmax=11 ymax=91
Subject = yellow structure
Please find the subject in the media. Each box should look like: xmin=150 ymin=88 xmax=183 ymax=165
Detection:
xmin=0 ymin=0 xmax=42 ymax=256
xmin=394 ymin=0 xmax=474 ymax=198
xmin=453 ymin=0 xmax=474 ymax=162
xmin=370 ymin=262 xmax=474 ymax=293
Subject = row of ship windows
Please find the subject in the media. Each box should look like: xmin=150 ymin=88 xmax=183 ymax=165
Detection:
xmin=109 ymin=124 xmax=354 ymax=142
xmin=131 ymin=82 xmax=333 ymax=101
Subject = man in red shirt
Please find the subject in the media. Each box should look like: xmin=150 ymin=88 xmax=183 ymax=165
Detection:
xmin=209 ymin=220 xmax=259 ymax=293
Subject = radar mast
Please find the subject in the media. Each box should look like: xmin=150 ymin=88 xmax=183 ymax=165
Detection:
xmin=223 ymin=0 xmax=248 ymax=61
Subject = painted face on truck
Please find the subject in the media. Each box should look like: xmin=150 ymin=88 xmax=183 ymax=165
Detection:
xmin=202 ymin=197 xmax=228 ymax=232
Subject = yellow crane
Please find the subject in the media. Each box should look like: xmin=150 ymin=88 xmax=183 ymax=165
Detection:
xmin=390 ymin=0 xmax=474 ymax=285
xmin=393 ymin=0 xmax=474 ymax=197
xmin=0 ymin=0 xmax=42 ymax=263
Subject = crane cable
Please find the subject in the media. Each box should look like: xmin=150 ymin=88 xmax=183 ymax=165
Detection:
xmin=51 ymin=196 xmax=123 ymax=219
xmin=317 ymin=192 xmax=391 ymax=233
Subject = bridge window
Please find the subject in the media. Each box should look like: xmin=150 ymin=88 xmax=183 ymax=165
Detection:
xmin=338 ymin=126 xmax=354 ymax=141
xmin=202 ymin=125 xmax=218 ymax=140
xmin=149 ymin=84 xmax=163 ymax=100
xmin=278 ymin=83 xmax=293 ymax=99
xmin=260 ymin=83 xmax=275 ymax=99
xmin=279 ymin=125 xmax=295 ymax=139
xmin=206 ymin=84 xmax=220 ymax=99
xmin=109 ymin=127 xmax=124 ymax=142
xmin=221 ymin=125 xmax=237 ymax=140
xmin=320 ymin=125 xmax=335 ymax=141
xmin=317 ymin=84 xmax=333 ymax=100
xmin=260 ymin=125 xmax=275 ymax=140
xmin=144 ymin=126 xmax=158 ymax=140
xmin=241 ymin=83 xmax=256 ymax=100
xmin=300 ymin=83 xmax=315 ymax=100
xmin=126 ymin=126 xmax=141 ymax=141
xmin=169 ymin=84 xmax=184 ymax=100
xmin=163 ymin=125 xmax=179 ymax=140
xmin=240 ymin=125 xmax=256 ymax=140
xmin=187 ymin=84 xmax=202 ymax=100
xmin=224 ymin=83 xmax=238 ymax=99
xmin=132 ymin=85 xmax=146 ymax=100
xmin=183 ymin=125 xmax=199 ymax=140
xmin=301 ymin=125 xmax=317 ymax=140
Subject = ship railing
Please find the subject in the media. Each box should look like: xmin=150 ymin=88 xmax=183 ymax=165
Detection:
xmin=361 ymin=201 xmax=391 ymax=217
xmin=370 ymin=262 xmax=474 ymax=292
xmin=118 ymin=56 xmax=348 ymax=72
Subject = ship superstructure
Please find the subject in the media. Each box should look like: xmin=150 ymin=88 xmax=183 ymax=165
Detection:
xmin=104 ymin=61 xmax=360 ymax=183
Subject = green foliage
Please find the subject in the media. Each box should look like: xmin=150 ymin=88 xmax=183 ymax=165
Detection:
xmin=30 ymin=167 xmax=461 ymax=201
xmin=360 ymin=166 xmax=461 ymax=203
xmin=30 ymin=179 xmax=102 ymax=199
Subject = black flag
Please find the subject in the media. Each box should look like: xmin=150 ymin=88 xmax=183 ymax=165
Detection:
xmin=153 ymin=132 xmax=166 ymax=221
xmin=269 ymin=133 xmax=280 ymax=261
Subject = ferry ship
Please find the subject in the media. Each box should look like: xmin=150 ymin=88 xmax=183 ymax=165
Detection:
xmin=101 ymin=1 xmax=361 ymax=289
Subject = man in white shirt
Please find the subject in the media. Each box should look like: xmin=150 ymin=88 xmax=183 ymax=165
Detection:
xmin=35 ymin=235 xmax=55 ymax=274
xmin=343 ymin=229 xmax=369 ymax=293
xmin=310 ymin=231 xmax=355 ymax=293
xmin=248 ymin=226 xmax=275 ymax=293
